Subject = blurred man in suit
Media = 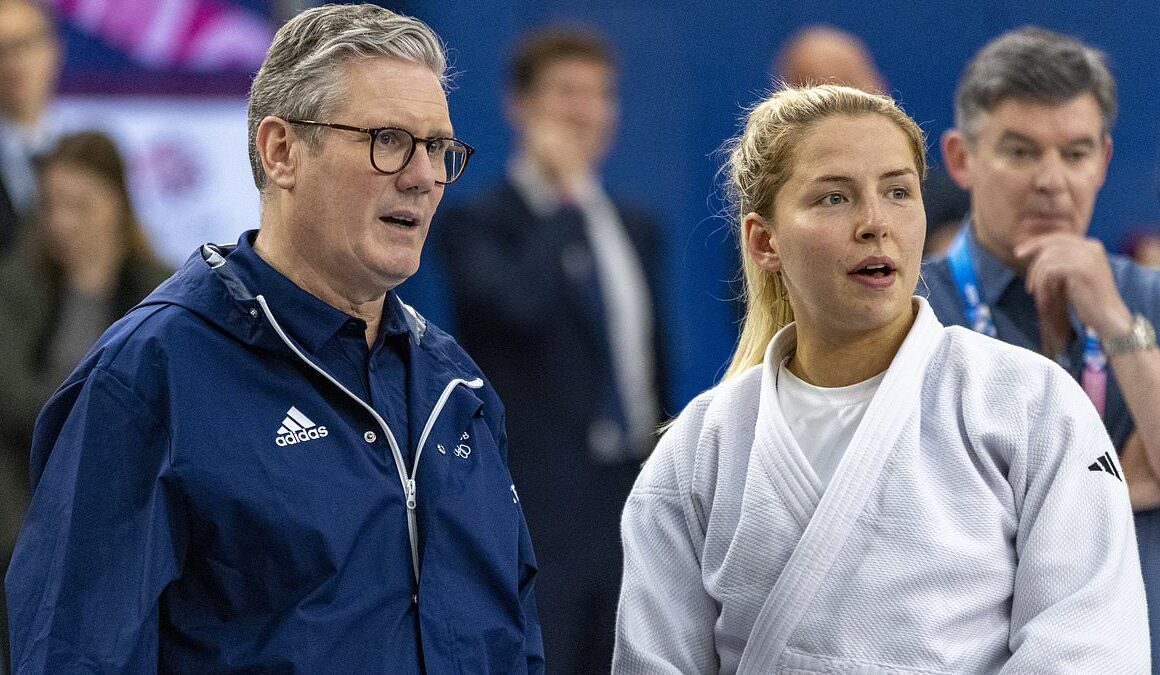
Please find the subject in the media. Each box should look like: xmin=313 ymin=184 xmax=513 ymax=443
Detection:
xmin=433 ymin=27 xmax=669 ymax=674
xmin=0 ymin=2 xmax=61 ymax=670
xmin=0 ymin=0 xmax=60 ymax=251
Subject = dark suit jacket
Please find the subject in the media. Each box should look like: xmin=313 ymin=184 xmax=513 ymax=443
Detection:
xmin=0 ymin=171 xmax=20 ymax=254
xmin=432 ymin=178 xmax=669 ymax=561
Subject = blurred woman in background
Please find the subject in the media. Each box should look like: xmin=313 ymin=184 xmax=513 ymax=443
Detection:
xmin=0 ymin=130 xmax=170 ymax=571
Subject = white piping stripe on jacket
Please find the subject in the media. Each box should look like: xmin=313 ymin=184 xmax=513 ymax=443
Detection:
xmin=255 ymin=294 xmax=482 ymax=586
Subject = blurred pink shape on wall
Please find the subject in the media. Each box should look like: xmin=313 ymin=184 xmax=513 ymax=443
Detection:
xmin=48 ymin=0 xmax=273 ymax=71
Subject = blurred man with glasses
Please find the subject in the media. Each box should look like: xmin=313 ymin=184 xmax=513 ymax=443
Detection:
xmin=433 ymin=26 xmax=670 ymax=673
xmin=5 ymin=5 xmax=543 ymax=673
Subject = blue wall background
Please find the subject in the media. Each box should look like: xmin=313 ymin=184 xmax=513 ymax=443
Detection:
xmin=393 ymin=1 xmax=1160 ymax=410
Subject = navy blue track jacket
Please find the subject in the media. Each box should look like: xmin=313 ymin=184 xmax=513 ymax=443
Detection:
xmin=5 ymin=235 xmax=544 ymax=673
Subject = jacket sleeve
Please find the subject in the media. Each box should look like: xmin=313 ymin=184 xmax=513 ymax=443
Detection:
xmin=5 ymin=366 xmax=186 ymax=674
xmin=517 ymin=508 xmax=545 ymax=674
xmin=506 ymin=420 xmax=545 ymax=673
xmin=613 ymin=416 xmax=719 ymax=674
xmin=479 ymin=386 xmax=544 ymax=672
xmin=1003 ymin=374 xmax=1150 ymax=671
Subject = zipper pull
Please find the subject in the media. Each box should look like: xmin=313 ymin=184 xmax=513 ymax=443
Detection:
xmin=406 ymin=479 xmax=417 ymax=510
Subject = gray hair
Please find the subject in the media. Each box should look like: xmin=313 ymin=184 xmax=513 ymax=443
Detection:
xmin=954 ymin=26 xmax=1116 ymax=140
xmin=247 ymin=3 xmax=448 ymax=190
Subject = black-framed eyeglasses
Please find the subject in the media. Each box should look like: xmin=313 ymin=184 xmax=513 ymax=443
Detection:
xmin=287 ymin=119 xmax=475 ymax=185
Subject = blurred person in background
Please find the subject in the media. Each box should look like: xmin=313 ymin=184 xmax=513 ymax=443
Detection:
xmin=433 ymin=26 xmax=670 ymax=673
xmin=773 ymin=25 xmax=965 ymax=255
xmin=0 ymin=130 xmax=169 ymax=674
xmin=0 ymin=130 xmax=170 ymax=574
xmin=0 ymin=3 xmax=61 ymax=669
xmin=0 ymin=0 xmax=61 ymax=252
xmin=0 ymin=131 xmax=171 ymax=471
xmin=773 ymin=25 xmax=885 ymax=92
xmin=924 ymin=26 xmax=1160 ymax=668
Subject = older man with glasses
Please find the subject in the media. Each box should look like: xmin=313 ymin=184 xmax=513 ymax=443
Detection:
xmin=4 ymin=5 xmax=543 ymax=673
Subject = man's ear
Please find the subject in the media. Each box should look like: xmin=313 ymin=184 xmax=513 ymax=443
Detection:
xmin=941 ymin=128 xmax=974 ymax=191
xmin=503 ymin=92 xmax=528 ymax=132
xmin=1096 ymin=133 xmax=1113 ymax=189
xmin=256 ymin=116 xmax=297 ymax=190
xmin=742 ymin=211 xmax=781 ymax=272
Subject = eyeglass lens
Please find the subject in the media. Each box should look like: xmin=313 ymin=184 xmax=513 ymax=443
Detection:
xmin=372 ymin=129 xmax=469 ymax=183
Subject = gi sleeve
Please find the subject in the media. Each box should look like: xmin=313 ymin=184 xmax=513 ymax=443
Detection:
xmin=5 ymin=366 xmax=186 ymax=674
xmin=1004 ymin=374 xmax=1150 ymax=672
xmin=613 ymin=419 xmax=719 ymax=674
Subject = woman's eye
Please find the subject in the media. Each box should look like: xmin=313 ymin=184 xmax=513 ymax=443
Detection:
xmin=889 ymin=187 xmax=909 ymax=199
xmin=822 ymin=193 xmax=845 ymax=205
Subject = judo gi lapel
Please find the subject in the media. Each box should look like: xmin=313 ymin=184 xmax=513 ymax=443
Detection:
xmin=738 ymin=299 xmax=945 ymax=672
xmin=752 ymin=326 xmax=825 ymax=530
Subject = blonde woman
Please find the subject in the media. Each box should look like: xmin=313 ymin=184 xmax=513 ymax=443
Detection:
xmin=613 ymin=85 xmax=1148 ymax=673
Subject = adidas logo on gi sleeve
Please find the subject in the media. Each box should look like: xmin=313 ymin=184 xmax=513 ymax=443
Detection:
xmin=1088 ymin=451 xmax=1123 ymax=482
xmin=275 ymin=406 xmax=329 ymax=446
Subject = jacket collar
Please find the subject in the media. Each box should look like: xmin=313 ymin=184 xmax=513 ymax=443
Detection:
xmin=136 ymin=233 xmax=430 ymax=353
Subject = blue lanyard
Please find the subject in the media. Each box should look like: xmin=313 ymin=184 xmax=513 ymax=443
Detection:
xmin=1082 ymin=328 xmax=1107 ymax=417
xmin=946 ymin=228 xmax=997 ymax=337
xmin=946 ymin=226 xmax=1106 ymax=417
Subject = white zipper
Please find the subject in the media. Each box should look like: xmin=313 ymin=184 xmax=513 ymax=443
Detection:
xmin=255 ymin=295 xmax=482 ymax=586
xmin=401 ymin=378 xmax=484 ymax=582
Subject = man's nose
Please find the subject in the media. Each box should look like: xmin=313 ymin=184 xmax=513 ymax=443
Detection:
xmin=1032 ymin=152 xmax=1067 ymax=193
xmin=397 ymin=146 xmax=438 ymax=191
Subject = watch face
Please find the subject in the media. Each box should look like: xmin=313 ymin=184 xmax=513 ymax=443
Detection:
xmin=1139 ymin=315 xmax=1157 ymax=343
xmin=1105 ymin=314 xmax=1156 ymax=356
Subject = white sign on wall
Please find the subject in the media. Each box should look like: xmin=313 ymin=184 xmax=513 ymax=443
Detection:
xmin=53 ymin=96 xmax=261 ymax=267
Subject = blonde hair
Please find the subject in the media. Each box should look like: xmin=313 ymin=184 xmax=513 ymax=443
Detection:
xmin=721 ymin=84 xmax=926 ymax=379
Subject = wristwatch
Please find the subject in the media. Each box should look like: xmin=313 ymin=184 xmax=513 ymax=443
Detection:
xmin=1102 ymin=313 xmax=1157 ymax=357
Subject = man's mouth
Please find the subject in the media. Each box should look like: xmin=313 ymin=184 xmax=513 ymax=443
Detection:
xmin=380 ymin=215 xmax=418 ymax=227
xmin=1024 ymin=212 xmax=1070 ymax=227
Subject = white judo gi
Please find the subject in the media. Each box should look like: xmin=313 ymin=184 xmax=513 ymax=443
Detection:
xmin=615 ymin=298 xmax=1148 ymax=674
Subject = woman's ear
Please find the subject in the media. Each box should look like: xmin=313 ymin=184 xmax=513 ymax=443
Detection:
xmin=742 ymin=211 xmax=781 ymax=272
xmin=256 ymin=116 xmax=298 ymax=190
